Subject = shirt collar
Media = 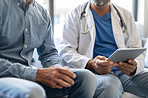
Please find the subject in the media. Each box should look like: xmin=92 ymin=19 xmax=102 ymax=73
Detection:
xmin=15 ymin=0 xmax=34 ymax=4
xmin=14 ymin=0 xmax=35 ymax=10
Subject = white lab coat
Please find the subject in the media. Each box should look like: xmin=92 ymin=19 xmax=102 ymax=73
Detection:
xmin=59 ymin=1 xmax=145 ymax=75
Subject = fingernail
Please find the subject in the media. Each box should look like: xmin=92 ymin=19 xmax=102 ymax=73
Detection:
xmin=67 ymin=84 xmax=71 ymax=87
xmin=72 ymin=81 xmax=74 ymax=84
xmin=66 ymin=67 xmax=70 ymax=70
xmin=73 ymin=74 xmax=76 ymax=78
xmin=110 ymin=62 xmax=113 ymax=64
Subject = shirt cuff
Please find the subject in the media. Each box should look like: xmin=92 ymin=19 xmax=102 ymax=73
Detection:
xmin=50 ymin=64 xmax=63 ymax=67
xmin=82 ymin=57 xmax=92 ymax=69
xmin=22 ymin=66 xmax=38 ymax=81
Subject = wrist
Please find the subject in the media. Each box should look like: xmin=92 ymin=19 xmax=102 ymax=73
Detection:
xmin=86 ymin=59 xmax=93 ymax=70
xmin=36 ymin=69 xmax=43 ymax=82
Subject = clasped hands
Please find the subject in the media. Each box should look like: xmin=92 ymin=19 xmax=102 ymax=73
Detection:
xmin=86 ymin=56 xmax=137 ymax=75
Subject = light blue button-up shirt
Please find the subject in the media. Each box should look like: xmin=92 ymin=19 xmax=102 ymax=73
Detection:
xmin=0 ymin=0 xmax=63 ymax=81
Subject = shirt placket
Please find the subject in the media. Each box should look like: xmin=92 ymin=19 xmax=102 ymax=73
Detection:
xmin=15 ymin=0 xmax=28 ymax=64
xmin=20 ymin=8 xmax=31 ymax=65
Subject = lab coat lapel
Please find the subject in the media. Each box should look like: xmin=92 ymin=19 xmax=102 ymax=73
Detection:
xmin=85 ymin=2 xmax=96 ymax=58
xmin=111 ymin=4 xmax=126 ymax=48
xmin=85 ymin=2 xmax=96 ymax=43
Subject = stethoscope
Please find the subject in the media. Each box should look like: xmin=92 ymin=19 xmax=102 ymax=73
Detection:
xmin=80 ymin=2 xmax=127 ymax=34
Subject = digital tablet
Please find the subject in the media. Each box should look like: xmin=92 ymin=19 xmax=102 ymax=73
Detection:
xmin=107 ymin=48 xmax=147 ymax=62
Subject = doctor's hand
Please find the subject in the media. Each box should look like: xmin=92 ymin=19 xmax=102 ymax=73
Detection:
xmin=116 ymin=59 xmax=137 ymax=75
xmin=36 ymin=67 xmax=76 ymax=89
xmin=86 ymin=56 xmax=115 ymax=75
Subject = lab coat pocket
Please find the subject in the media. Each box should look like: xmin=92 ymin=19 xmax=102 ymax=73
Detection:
xmin=78 ymin=31 xmax=91 ymax=54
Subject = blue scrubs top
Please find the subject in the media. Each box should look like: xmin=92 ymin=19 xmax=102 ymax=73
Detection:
xmin=91 ymin=8 xmax=118 ymax=71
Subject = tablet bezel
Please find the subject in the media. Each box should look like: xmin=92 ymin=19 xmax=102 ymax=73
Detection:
xmin=107 ymin=48 xmax=146 ymax=62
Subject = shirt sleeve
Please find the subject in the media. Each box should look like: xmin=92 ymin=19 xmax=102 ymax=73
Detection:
xmin=37 ymin=11 xmax=63 ymax=68
xmin=0 ymin=58 xmax=38 ymax=81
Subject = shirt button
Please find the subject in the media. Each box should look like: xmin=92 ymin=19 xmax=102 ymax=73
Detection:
xmin=25 ymin=28 xmax=28 ymax=32
xmin=24 ymin=45 xmax=28 ymax=48
xmin=22 ymin=56 xmax=25 ymax=58
xmin=17 ymin=3 xmax=20 ymax=6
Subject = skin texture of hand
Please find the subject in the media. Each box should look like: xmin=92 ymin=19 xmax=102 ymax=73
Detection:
xmin=86 ymin=56 xmax=116 ymax=75
xmin=116 ymin=59 xmax=137 ymax=75
xmin=36 ymin=67 xmax=76 ymax=89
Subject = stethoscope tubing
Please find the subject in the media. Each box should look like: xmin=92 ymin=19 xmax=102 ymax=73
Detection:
xmin=80 ymin=2 xmax=127 ymax=33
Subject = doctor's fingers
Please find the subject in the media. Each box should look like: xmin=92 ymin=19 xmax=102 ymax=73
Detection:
xmin=99 ymin=65 xmax=114 ymax=69
xmin=95 ymin=56 xmax=107 ymax=61
xmin=118 ymin=62 xmax=136 ymax=71
xmin=128 ymin=59 xmax=137 ymax=66
xmin=116 ymin=65 xmax=132 ymax=75
xmin=95 ymin=64 xmax=112 ymax=72
xmin=96 ymin=61 xmax=113 ymax=67
xmin=116 ymin=63 xmax=135 ymax=74
xmin=95 ymin=67 xmax=110 ymax=75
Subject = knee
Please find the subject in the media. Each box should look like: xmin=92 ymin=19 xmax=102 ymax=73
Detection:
xmin=67 ymin=69 xmax=96 ymax=98
xmin=0 ymin=78 xmax=46 ymax=98
xmin=72 ymin=69 xmax=97 ymax=88
xmin=99 ymin=75 xmax=123 ymax=92
xmin=74 ymin=69 xmax=96 ymax=82
xmin=22 ymin=82 xmax=46 ymax=98
xmin=94 ymin=75 xmax=123 ymax=98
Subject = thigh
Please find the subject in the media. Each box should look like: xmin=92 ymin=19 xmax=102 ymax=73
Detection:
xmin=0 ymin=77 xmax=45 ymax=98
xmin=116 ymin=71 xmax=148 ymax=97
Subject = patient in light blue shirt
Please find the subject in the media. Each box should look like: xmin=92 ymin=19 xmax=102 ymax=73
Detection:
xmin=0 ymin=0 xmax=96 ymax=98
xmin=0 ymin=0 xmax=63 ymax=81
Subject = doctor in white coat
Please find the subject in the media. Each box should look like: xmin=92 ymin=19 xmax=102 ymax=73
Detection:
xmin=60 ymin=0 xmax=148 ymax=98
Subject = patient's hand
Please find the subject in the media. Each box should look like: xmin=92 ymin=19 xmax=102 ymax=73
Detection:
xmin=116 ymin=59 xmax=137 ymax=75
xmin=36 ymin=67 xmax=76 ymax=89
xmin=86 ymin=56 xmax=115 ymax=75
